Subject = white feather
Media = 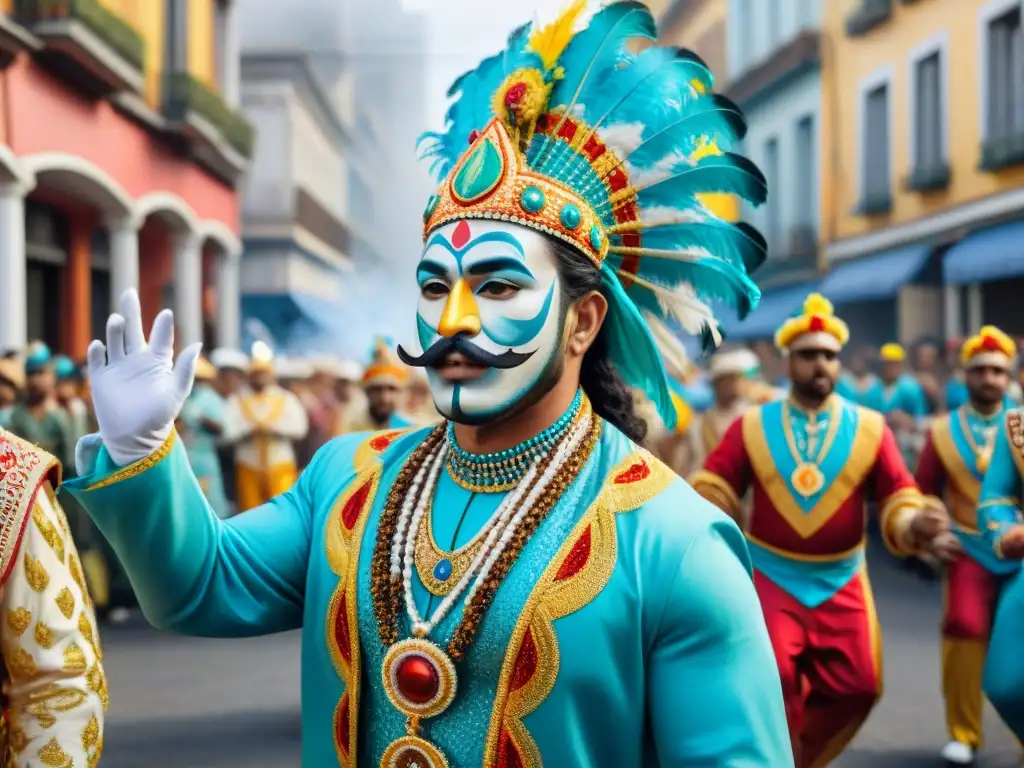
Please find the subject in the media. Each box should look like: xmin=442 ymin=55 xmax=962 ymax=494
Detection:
xmin=638 ymin=204 xmax=709 ymax=227
xmin=620 ymin=272 xmax=722 ymax=348
xmin=625 ymin=150 xmax=692 ymax=187
xmin=644 ymin=314 xmax=691 ymax=379
xmin=596 ymin=121 xmax=645 ymax=159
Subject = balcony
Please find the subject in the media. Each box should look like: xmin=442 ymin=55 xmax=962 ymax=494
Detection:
xmin=905 ymin=162 xmax=951 ymax=193
xmin=979 ymin=133 xmax=1024 ymax=173
xmin=14 ymin=0 xmax=144 ymax=96
xmin=163 ymin=72 xmax=255 ymax=185
xmin=853 ymin=190 xmax=893 ymax=216
xmin=845 ymin=0 xmax=893 ymax=37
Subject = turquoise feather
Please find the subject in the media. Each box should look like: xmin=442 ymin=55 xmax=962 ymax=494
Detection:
xmin=621 ymin=218 xmax=767 ymax=273
xmin=626 ymin=94 xmax=747 ymax=170
xmin=636 ymin=153 xmax=768 ymax=208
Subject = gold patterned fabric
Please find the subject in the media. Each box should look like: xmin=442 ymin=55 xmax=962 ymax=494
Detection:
xmin=0 ymin=481 xmax=105 ymax=767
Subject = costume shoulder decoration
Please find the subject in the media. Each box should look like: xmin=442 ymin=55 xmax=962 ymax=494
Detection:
xmin=418 ymin=0 xmax=768 ymax=430
xmin=0 ymin=429 xmax=59 ymax=582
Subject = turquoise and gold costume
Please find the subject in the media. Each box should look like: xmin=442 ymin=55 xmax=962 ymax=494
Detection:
xmin=878 ymin=344 xmax=928 ymax=418
xmin=977 ymin=407 xmax=1024 ymax=741
xmin=836 ymin=373 xmax=884 ymax=411
xmin=178 ymin=373 xmax=229 ymax=518
xmin=66 ymin=423 xmax=791 ymax=765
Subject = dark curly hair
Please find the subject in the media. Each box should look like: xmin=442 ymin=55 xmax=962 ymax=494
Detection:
xmin=548 ymin=238 xmax=649 ymax=445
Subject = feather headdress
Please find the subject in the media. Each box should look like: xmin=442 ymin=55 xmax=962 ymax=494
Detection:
xmin=418 ymin=1 xmax=767 ymax=429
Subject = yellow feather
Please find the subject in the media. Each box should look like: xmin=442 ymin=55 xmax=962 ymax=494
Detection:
xmin=529 ymin=0 xmax=588 ymax=71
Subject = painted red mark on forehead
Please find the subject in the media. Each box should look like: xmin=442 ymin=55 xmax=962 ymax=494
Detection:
xmin=452 ymin=220 xmax=471 ymax=249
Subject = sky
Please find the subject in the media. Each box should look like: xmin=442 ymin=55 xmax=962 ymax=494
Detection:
xmin=404 ymin=0 xmax=566 ymax=130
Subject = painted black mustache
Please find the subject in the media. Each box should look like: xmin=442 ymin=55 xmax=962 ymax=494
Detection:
xmin=397 ymin=335 xmax=534 ymax=370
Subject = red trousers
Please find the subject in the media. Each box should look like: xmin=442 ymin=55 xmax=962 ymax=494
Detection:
xmin=941 ymin=554 xmax=1001 ymax=747
xmin=754 ymin=569 xmax=882 ymax=768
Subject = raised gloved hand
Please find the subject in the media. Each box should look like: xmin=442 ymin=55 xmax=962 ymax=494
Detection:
xmin=86 ymin=289 xmax=202 ymax=466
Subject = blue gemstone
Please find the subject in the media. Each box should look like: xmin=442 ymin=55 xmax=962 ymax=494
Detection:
xmin=590 ymin=225 xmax=603 ymax=252
xmin=560 ymin=203 xmax=582 ymax=230
xmin=520 ymin=185 xmax=546 ymax=214
xmin=434 ymin=559 xmax=453 ymax=582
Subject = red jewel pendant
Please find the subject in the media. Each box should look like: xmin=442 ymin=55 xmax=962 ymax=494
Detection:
xmin=382 ymin=638 xmax=458 ymax=718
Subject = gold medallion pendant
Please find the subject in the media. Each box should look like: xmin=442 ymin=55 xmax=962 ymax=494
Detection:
xmin=790 ymin=462 xmax=826 ymax=498
xmin=977 ymin=448 xmax=992 ymax=474
xmin=380 ymin=638 xmax=458 ymax=768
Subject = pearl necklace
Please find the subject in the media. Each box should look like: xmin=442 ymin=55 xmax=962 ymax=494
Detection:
xmin=395 ymin=411 xmax=591 ymax=638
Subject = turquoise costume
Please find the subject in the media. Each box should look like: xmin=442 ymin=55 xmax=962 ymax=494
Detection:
xmin=975 ymin=408 xmax=1024 ymax=740
xmin=880 ymin=374 xmax=928 ymax=418
xmin=178 ymin=382 xmax=229 ymax=518
xmin=836 ymin=373 xmax=884 ymax=411
xmin=65 ymin=421 xmax=792 ymax=766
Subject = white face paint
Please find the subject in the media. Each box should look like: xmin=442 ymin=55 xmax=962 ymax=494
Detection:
xmin=412 ymin=219 xmax=565 ymax=423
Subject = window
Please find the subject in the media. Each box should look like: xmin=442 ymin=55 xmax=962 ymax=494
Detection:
xmin=862 ymin=83 xmax=891 ymax=204
xmin=986 ymin=7 xmax=1024 ymax=140
xmin=164 ymin=0 xmax=188 ymax=74
xmin=913 ymin=52 xmax=943 ymax=168
xmin=794 ymin=116 xmax=816 ymax=228
xmin=214 ymin=0 xmax=229 ymax=90
xmin=762 ymin=137 xmax=780 ymax=254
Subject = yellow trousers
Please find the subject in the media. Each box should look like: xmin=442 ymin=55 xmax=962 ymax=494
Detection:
xmin=943 ymin=638 xmax=987 ymax=747
xmin=235 ymin=462 xmax=298 ymax=513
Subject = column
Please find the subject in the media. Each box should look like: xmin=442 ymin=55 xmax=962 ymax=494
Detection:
xmin=966 ymin=283 xmax=983 ymax=332
xmin=107 ymin=215 xmax=140 ymax=308
xmin=943 ymin=285 xmax=961 ymax=342
xmin=0 ymin=182 xmax=27 ymax=353
xmin=173 ymin=231 xmax=204 ymax=349
xmin=61 ymin=213 xmax=93 ymax=358
xmin=217 ymin=250 xmax=241 ymax=349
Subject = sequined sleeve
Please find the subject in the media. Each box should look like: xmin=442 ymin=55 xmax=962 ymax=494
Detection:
xmin=2 ymin=484 xmax=105 ymax=767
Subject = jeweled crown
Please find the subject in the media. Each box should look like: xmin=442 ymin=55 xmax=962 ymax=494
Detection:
xmin=423 ymin=118 xmax=609 ymax=266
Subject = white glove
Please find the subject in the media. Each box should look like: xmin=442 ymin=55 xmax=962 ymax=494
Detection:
xmin=86 ymin=289 xmax=202 ymax=466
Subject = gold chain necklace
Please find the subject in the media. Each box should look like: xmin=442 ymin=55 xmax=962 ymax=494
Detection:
xmin=413 ymin=499 xmax=486 ymax=597
xmin=959 ymin=406 xmax=1001 ymax=473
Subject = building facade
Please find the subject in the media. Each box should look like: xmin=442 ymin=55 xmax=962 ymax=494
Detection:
xmin=0 ymin=0 xmax=252 ymax=357
xmin=821 ymin=0 xmax=1024 ymax=345
xmin=236 ymin=49 xmax=355 ymax=356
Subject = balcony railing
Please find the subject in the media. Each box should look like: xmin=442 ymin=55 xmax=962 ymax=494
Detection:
xmin=14 ymin=0 xmax=145 ymax=94
xmin=980 ymin=133 xmax=1024 ymax=173
xmin=905 ymin=162 xmax=951 ymax=192
xmin=845 ymin=0 xmax=893 ymax=37
xmin=164 ymin=72 xmax=255 ymax=159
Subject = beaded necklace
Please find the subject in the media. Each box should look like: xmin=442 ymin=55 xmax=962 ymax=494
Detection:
xmin=370 ymin=395 xmax=600 ymax=768
xmin=445 ymin=389 xmax=583 ymax=492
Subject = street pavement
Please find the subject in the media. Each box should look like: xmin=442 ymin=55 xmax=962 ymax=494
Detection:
xmin=96 ymin=539 xmax=1022 ymax=767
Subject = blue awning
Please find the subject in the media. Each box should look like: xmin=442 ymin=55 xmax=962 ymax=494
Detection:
xmin=944 ymin=219 xmax=1024 ymax=285
xmin=720 ymin=282 xmax=819 ymax=341
xmin=242 ymin=292 xmax=374 ymax=359
xmin=817 ymin=245 xmax=932 ymax=304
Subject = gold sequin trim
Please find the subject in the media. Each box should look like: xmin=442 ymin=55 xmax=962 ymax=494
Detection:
xmin=68 ymin=553 xmax=92 ymax=610
xmin=85 ymin=431 xmax=176 ymax=491
xmin=79 ymin=613 xmax=101 ymax=660
xmin=8 ymin=647 xmax=37 ymax=681
xmin=37 ymin=737 xmax=72 ymax=767
xmin=88 ymin=738 xmax=103 ymax=768
xmin=483 ymin=450 xmax=676 ymax=766
xmin=82 ymin=714 xmax=100 ymax=750
xmin=87 ymin=663 xmax=108 ymax=710
xmin=55 ymin=587 xmax=75 ymax=619
xmin=32 ymin=503 xmax=65 ymax=564
xmin=7 ymin=608 xmax=31 ymax=635
xmin=63 ymin=643 xmax=86 ymax=673
xmin=24 ymin=553 xmax=49 ymax=593
xmin=34 ymin=620 xmax=54 ymax=649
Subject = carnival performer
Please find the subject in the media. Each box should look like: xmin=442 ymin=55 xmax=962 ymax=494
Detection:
xmin=349 ymin=340 xmax=414 ymax=432
xmin=64 ymin=4 xmax=794 ymax=765
xmin=177 ymin=357 xmax=229 ymax=518
xmin=974 ymin=391 xmax=1024 ymax=742
xmin=915 ymin=326 xmax=1017 ymax=765
xmin=698 ymin=348 xmax=753 ymax=459
xmin=6 ymin=343 xmax=75 ymax=472
xmin=835 ymin=344 xmax=883 ymax=411
xmin=690 ymin=293 xmax=950 ymax=767
xmin=221 ymin=341 xmax=309 ymax=512
xmin=0 ymin=427 xmax=106 ymax=766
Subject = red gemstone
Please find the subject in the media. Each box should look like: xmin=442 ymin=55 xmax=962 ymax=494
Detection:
xmin=467 ymin=128 xmax=481 ymax=144
xmin=982 ymin=334 xmax=1001 ymax=351
xmin=555 ymin=526 xmax=592 ymax=582
xmin=808 ymin=315 xmax=825 ymax=332
xmin=452 ymin=220 xmax=471 ymax=249
xmin=395 ymin=655 xmax=440 ymax=704
xmin=504 ymin=82 xmax=527 ymax=109
xmin=341 ymin=482 xmax=370 ymax=530
xmin=614 ymin=460 xmax=650 ymax=485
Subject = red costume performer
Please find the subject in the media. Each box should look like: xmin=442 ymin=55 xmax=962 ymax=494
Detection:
xmin=914 ymin=326 xmax=1018 ymax=764
xmin=691 ymin=294 xmax=935 ymax=768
